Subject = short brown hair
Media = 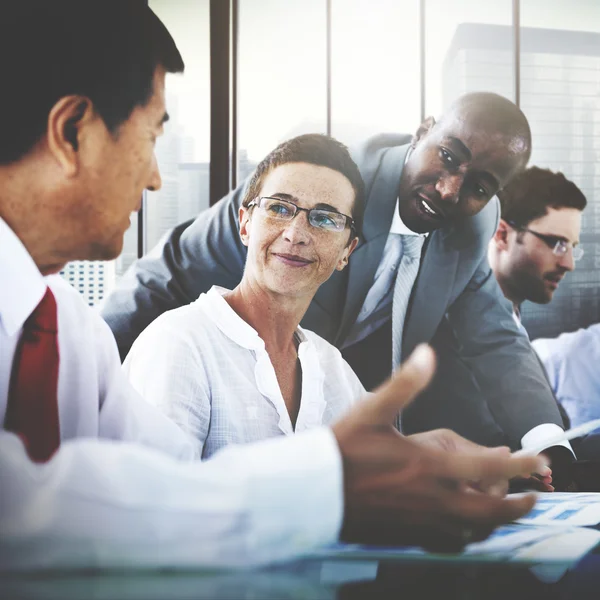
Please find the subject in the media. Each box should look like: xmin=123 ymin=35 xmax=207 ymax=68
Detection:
xmin=243 ymin=134 xmax=365 ymax=237
xmin=498 ymin=166 xmax=587 ymax=226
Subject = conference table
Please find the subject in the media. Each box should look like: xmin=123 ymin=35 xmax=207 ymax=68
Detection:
xmin=3 ymin=547 xmax=600 ymax=600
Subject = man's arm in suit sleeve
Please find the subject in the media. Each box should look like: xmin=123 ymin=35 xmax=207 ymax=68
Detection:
xmin=445 ymin=255 xmax=565 ymax=450
xmin=101 ymin=180 xmax=251 ymax=361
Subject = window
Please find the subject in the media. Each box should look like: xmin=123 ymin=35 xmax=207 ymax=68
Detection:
xmin=60 ymin=0 xmax=600 ymax=334
xmin=237 ymin=0 xmax=327 ymax=181
xmin=146 ymin=0 xmax=211 ymax=251
xmin=331 ymin=0 xmax=420 ymax=145
xmin=425 ymin=0 xmax=514 ymax=115
xmin=520 ymin=0 xmax=600 ymax=338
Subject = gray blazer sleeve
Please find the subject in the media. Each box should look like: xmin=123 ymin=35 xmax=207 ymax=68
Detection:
xmin=101 ymin=182 xmax=250 ymax=360
xmin=445 ymin=256 xmax=564 ymax=448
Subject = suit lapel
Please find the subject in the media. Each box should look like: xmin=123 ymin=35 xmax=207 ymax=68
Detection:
xmin=336 ymin=143 xmax=411 ymax=345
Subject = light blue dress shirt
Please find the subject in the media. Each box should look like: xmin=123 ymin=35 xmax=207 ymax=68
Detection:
xmin=533 ymin=324 xmax=600 ymax=428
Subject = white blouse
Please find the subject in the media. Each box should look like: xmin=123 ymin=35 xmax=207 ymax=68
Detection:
xmin=123 ymin=286 xmax=367 ymax=459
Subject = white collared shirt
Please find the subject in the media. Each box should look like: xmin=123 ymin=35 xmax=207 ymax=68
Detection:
xmin=0 ymin=217 xmax=193 ymax=457
xmin=343 ymin=199 xmax=427 ymax=348
xmin=123 ymin=286 xmax=367 ymax=459
xmin=0 ymin=218 xmax=343 ymax=569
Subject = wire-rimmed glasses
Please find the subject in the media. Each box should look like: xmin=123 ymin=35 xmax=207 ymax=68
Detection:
xmin=507 ymin=220 xmax=584 ymax=261
xmin=247 ymin=196 xmax=356 ymax=234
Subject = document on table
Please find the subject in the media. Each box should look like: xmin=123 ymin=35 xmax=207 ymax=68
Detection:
xmin=310 ymin=523 xmax=600 ymax=566
xmin=517 ymin=492 xmax=600 ymax=527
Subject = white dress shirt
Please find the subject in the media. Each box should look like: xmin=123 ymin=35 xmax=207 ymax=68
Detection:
xmin=0 ymin=218 xmax=192 ymax=457
xmin=512 ymin=307 xmax=528 ymax=336
xmin=123 ymin=286 xmax=367 ymax=459
xmin=0 ymin=217 xmax=343 ymax=569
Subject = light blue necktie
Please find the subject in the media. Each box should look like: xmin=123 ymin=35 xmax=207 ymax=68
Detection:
xmin=392 ymin=235 xmax=424 ymax=431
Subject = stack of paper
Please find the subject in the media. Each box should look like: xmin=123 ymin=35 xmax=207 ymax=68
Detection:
xmin=310 ymin=492 xmax=600 ymax=570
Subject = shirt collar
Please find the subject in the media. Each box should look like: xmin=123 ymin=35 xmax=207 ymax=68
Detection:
xmin=389 ymin=200 xmax=429 ymax=237
xmin=0 ymin=217 xmax=47 ymax=336
xmin=199 ymin=286 xmax=308 ymax=351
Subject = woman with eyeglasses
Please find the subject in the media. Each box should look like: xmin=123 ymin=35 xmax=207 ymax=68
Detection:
xmin=123 ymin=134 xmax=368 ymax=458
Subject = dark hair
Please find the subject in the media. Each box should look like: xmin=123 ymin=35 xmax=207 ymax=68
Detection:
xmin=498 ymin=166 xmax=587 ymax=226
xmin=0 ymin=1 xmax=184 ymax=165
xmin=243 ymin=134 xmax=365 ymax=237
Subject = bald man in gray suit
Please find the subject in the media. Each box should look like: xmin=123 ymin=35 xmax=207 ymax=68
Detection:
xmin=102 ymin=92 xmax=566 ymax=454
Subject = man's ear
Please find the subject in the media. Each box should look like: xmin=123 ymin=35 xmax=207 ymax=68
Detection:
xmin=46 ymin=96 xmax=93 ymax=176
xmin=239 ymin=205 xmax=252 ymax=246
xmin=411 ymin=116 xmax=436 ymax=148
xmin=494 ymin=218 xmax=511 ymax=251
xmin=336 ymin=236 xmax=359 ymax=271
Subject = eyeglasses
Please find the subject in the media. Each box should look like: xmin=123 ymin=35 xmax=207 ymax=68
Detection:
xmin=507 ymin=221 xmax=584 ymax=261
xmin=248 ymin=196 xmax=356 ymax=234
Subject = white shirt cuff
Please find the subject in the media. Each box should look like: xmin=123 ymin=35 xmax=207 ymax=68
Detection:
xmin=521 ymin=423 xmax=575 ymax=457
xmin=241 ymin=426 xmax=344 ymax=564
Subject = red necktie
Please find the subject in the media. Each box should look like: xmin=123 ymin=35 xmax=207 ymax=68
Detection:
xmin=5 ymin=287 xmax=61 ymax=462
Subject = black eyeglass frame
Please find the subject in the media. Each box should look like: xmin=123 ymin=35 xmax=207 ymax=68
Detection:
xmin=506 ymin=220 xmax=584 ymax=261
xmin=247 ymin=196 xmax=357 ymax=235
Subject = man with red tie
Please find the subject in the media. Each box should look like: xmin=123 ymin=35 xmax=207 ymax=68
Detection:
xmin=0 ymin=2 xmax=198 ymax=465
xmin=0 ymin=1 xmax=545 ymax=570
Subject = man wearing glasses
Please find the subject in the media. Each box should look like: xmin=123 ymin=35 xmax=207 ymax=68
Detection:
xmin=489 ymin=166 xmax=586 ymax=324
xmin=487 ymin=166 xmax=587 ymax=474
xmin=485 ymin=167 xmax=595 ymax=439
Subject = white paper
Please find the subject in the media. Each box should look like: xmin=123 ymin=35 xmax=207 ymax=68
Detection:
xmin=517 ymin=492 xmax=600 ymax=527
xmin=310 ymin=522 xmax=600 ymax=567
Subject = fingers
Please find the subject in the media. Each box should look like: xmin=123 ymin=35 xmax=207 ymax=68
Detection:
xmin=430 ymin=446 xmax=549 ymax=485
xmin=469 ymin=478 xmax=509 ymax=498
xmin=435 ymin=430 xmax=500 ymax=454
xmin=450 ymin=490 xmax=537 ymax=526
xmin=342 ymin=488 xmax=524 ymax=552
xmin=342 ymin=517 xmax=494 ymax=553
xmin=353 ymin=344 xmax=436 ymax=427
xmin=510 ymin=476 xmax=554 ymax=493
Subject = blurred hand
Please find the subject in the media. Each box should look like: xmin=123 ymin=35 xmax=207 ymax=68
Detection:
xmin=410 ymin=430 xmax=515 ymax=497
xmin=509 ymin=473 xmax=554 ymax=493
xmin=332 ymin=345 xmax=549 ymax=553
xmin=409 ymin=430 xmax=554 ymax=495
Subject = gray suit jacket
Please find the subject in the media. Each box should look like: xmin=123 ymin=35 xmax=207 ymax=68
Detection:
xmin=102 ymin=133 xmax=563 ymax=449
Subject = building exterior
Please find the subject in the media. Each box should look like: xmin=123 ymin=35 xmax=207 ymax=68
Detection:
xmin=60 ymin=260 xmax=116 ymax=307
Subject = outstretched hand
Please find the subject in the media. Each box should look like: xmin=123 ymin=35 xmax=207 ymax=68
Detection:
xmin=409 ymin=429 xmax=553 ymax=495
xmin=332 ymin=345 xmax=548 ymax=552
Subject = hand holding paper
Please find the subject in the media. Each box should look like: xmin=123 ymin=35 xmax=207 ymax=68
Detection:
xmin=333 ymin=345 xmax=549 ymax=552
